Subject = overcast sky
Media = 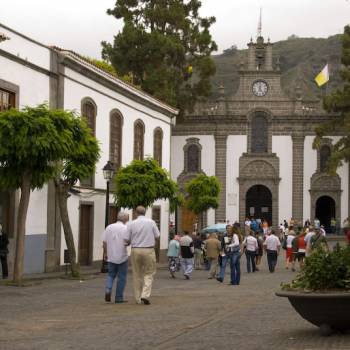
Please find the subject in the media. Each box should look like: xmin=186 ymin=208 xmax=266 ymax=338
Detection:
xmin=1 ymin=0 xmax=349 ymax=58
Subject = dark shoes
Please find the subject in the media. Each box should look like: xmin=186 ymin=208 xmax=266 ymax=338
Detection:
xmin=105 ymin=292 xmax=111 ymax=302
xmin=184 ymin=275 xmax=190 ymax=280
xmin=216 ymin=277 xmax=223 ymax=283
xmin=141 ymin=298 xmax=151 ymax=305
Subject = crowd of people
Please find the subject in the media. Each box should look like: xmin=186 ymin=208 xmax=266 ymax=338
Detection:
xmin=166 ymin=215 xmax=350 ymax=283
xmin=98 ymin=213 xmax=350 ymax=305
xmin=166 ymin=220 xmax=284 ymax=282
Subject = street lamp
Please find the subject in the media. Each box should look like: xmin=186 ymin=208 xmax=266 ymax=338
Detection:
xmin=103 ymin=160 xmax=114 ymax=228
xmin=101 ymin=161 xmax=114 ymax=273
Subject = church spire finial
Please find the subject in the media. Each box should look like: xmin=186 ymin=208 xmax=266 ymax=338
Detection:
xmin=257 ymin=7 xmax=262 ymax=38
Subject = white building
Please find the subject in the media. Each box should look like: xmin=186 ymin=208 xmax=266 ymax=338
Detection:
xmin=0 ymin=23 xmax=177 ymax=274
xmin=172 ymin=35 xmax=349 ymax=233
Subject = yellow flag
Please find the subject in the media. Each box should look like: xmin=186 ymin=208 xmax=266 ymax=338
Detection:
xmin=315 ymin=64 xmax=329 ymax=87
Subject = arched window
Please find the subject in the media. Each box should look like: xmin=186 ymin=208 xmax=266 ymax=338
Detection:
xmin=153 ymin=128 xmax=163 ymax=166
xmin=110 ymin=111 xmax=123 ymax=170
xmin=81 ymin=99 xmax=96 ymax=135
xmin=134 ymin=120 xmax=145 ymax=160
xmin=187 ymin=144 xmax=200 ymax=172
xmin=320 ymin=145 xmax=331 ymax=172
xmin=80 ymin=98 xmax=97 ymax=187
xmin=251 ymin=114 xmax=268 ymax=153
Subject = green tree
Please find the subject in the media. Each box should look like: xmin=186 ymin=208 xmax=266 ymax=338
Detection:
xmin=0 ymin=105 xmax=76 ymax=283
xmin=0 ymin=104 xmax=99 ymax=282
xmin=185 ymin=174 xmax=220 ymax=229
xmin=102 ymin=0 xmax=217 ymax=113
xmin=54 ymin=113 xmax=100 ymax=278
xmin=114 ymin=158 xmax=180 ymax=209
xmin=314 ymin=25 xmax=350 ymax=172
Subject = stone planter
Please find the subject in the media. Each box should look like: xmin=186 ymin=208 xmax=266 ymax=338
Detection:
xmin=276 ymin=290 xmax=350 ymax=335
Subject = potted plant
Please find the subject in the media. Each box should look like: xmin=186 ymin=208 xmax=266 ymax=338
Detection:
xmin=276 ymin=245 xmax=350 ymax=336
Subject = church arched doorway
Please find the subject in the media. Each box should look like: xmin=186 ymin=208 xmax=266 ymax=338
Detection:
xmin=315 ymin=196 xmax=335 ymax=232
xmin=245 ymin=185 xmax=272 ymax=225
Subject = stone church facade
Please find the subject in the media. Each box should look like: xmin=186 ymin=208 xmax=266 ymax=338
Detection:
xmin=171 ymin=35 xmax=349 ymax=232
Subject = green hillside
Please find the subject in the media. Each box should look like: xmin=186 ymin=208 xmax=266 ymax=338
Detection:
xmin=210 ymin=34 xmax=342 ymax=101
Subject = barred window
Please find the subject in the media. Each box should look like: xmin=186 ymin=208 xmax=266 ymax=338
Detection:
xmin=153 ymin=128 xmax=163 ymax=166
xmin=110 ymin=111 xmax=123 ymax=170
xmin=251 ymin=114 xmax=268 ymax=153
xmin=0 ymin=89 xmax=15 ymax=111
xmin=187 ymin=144 xmax=200 ymax=172
xmin=134 ymin=120 xmax=145 ymax=160
xmin=320 ymin=145 xmax=331 ymax=172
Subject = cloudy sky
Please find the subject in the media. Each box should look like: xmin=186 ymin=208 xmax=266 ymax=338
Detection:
xmin=1 ymin=0 xmax=349 ymax=58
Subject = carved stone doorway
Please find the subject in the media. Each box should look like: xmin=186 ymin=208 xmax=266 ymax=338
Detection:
xmin=315 ymin=196 xmax=336 ymax=232
xmin=246 ymin=185 xmax=272 ymax=225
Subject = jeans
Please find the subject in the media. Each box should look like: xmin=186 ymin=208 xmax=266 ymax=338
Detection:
xmin=0 ymin=255 xmax=8 ymax=278
xmin=105 ymin=260 xmax=128 ymax=302
xmin=266 ymin=250 xmax=278 ymax=272
xmin=219 ymin=255 xmax=230 ymax=280
xmin=245 ymin=250 xmax=256 ymax=273
xmin=230 ymin=252 xmax=241 ymax=285
xmin=180 ymin=257 xmax=194 ymax=276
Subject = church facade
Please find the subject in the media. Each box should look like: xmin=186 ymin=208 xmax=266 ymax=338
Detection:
xmin=171 ymin=35 xmax=349 ymax=232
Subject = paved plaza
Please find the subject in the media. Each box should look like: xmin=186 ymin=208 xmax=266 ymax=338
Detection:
xmin=1 ymin=256 xmax=350 ymax=350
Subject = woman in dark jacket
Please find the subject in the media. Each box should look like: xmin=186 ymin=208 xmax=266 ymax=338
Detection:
xmin=0 ymin=224 xmax=9 ymax=279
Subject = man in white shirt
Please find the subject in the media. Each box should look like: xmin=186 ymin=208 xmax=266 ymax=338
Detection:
xmin=263 ymin=230 xmax=281 ymax=273
xmin=243 ymin=231 xmax=258 ymax=273
xmin=304 ymin=226 xmax=315 ymax=257
xmin=102 ymin=211 xmax=129 ymax=303
xmin=125 ymin=206 xmax=160 ymax=305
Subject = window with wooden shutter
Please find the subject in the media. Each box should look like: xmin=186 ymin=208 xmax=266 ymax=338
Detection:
xmin=0 ymin=89 xmax=15 ymax=111
xmin=251 ymin=114 xmax=268 ymax=153
xmin=134 ymin=120 xmax=145 ymax=161
xmin=110 ymin=111 xmax=123 ymax=170
xmin=187 ymin=144 xmax=200 ymax=172
xmin=153 ymin=128 xmax=163 ymax=166
xmin=80 ymin=99 xmax=97 ymax=187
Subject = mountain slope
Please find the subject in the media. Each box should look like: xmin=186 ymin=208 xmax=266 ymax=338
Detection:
xmin=210 ymin=34 xmax=342 ymax=100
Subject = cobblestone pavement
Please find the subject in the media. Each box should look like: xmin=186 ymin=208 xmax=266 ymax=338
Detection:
xmin=0 ymin=255 xmax=349 ymax=350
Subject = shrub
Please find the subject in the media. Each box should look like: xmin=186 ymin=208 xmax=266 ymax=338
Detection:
xmin=282 ymin=245 xmax=350 ymax=291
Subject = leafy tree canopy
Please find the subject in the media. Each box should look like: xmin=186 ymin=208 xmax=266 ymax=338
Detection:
xmin=185 ymin=174 xmax=220 ymax=215
xmin=58 ymin=115 xmax=100 ymax=186
xmin=0 ymin=104 xmax=76 ymax=190
xmin=314 ymin=25 xmax=350 ymax=173
xmin=114 ymin=158 xmax=180 ymax=209
xmin=102 ymin=0 xmax=217 ymax=113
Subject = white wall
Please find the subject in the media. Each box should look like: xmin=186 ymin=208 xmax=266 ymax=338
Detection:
xmin=64 ymin=68 xmax=172 ymax=190
xmin=226 ymin=135 xmax=247 ymax=223
xmin=272 ymin=136 xmax=293 ymax=223
xmin=0 ymin=24 xmax=51 ymax=71
xmin=303 ymin=136 xmax=349 ymax=223
xmin=62 ymin=67 xmax=173 ymax=259
xmin=0 ymin=50 xmax=51 ymax=237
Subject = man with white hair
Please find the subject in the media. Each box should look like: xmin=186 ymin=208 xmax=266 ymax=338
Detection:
xmin=125 ymin=206 xmax=160 ymax=305
xmin=102 ymin=211 xmax=129 ymax=303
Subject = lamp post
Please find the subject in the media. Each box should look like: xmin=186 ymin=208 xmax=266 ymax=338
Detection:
xmin=103 ymin=160 xmax=114 ymax=228
xmin=101 ymin=160 xmax=114 ymax=273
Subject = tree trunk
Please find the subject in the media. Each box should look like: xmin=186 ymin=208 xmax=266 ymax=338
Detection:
xmin=55 ymin=181 xmax=80 ymax=278
xmin=13 ymin=174 xmax=31 ymax=284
